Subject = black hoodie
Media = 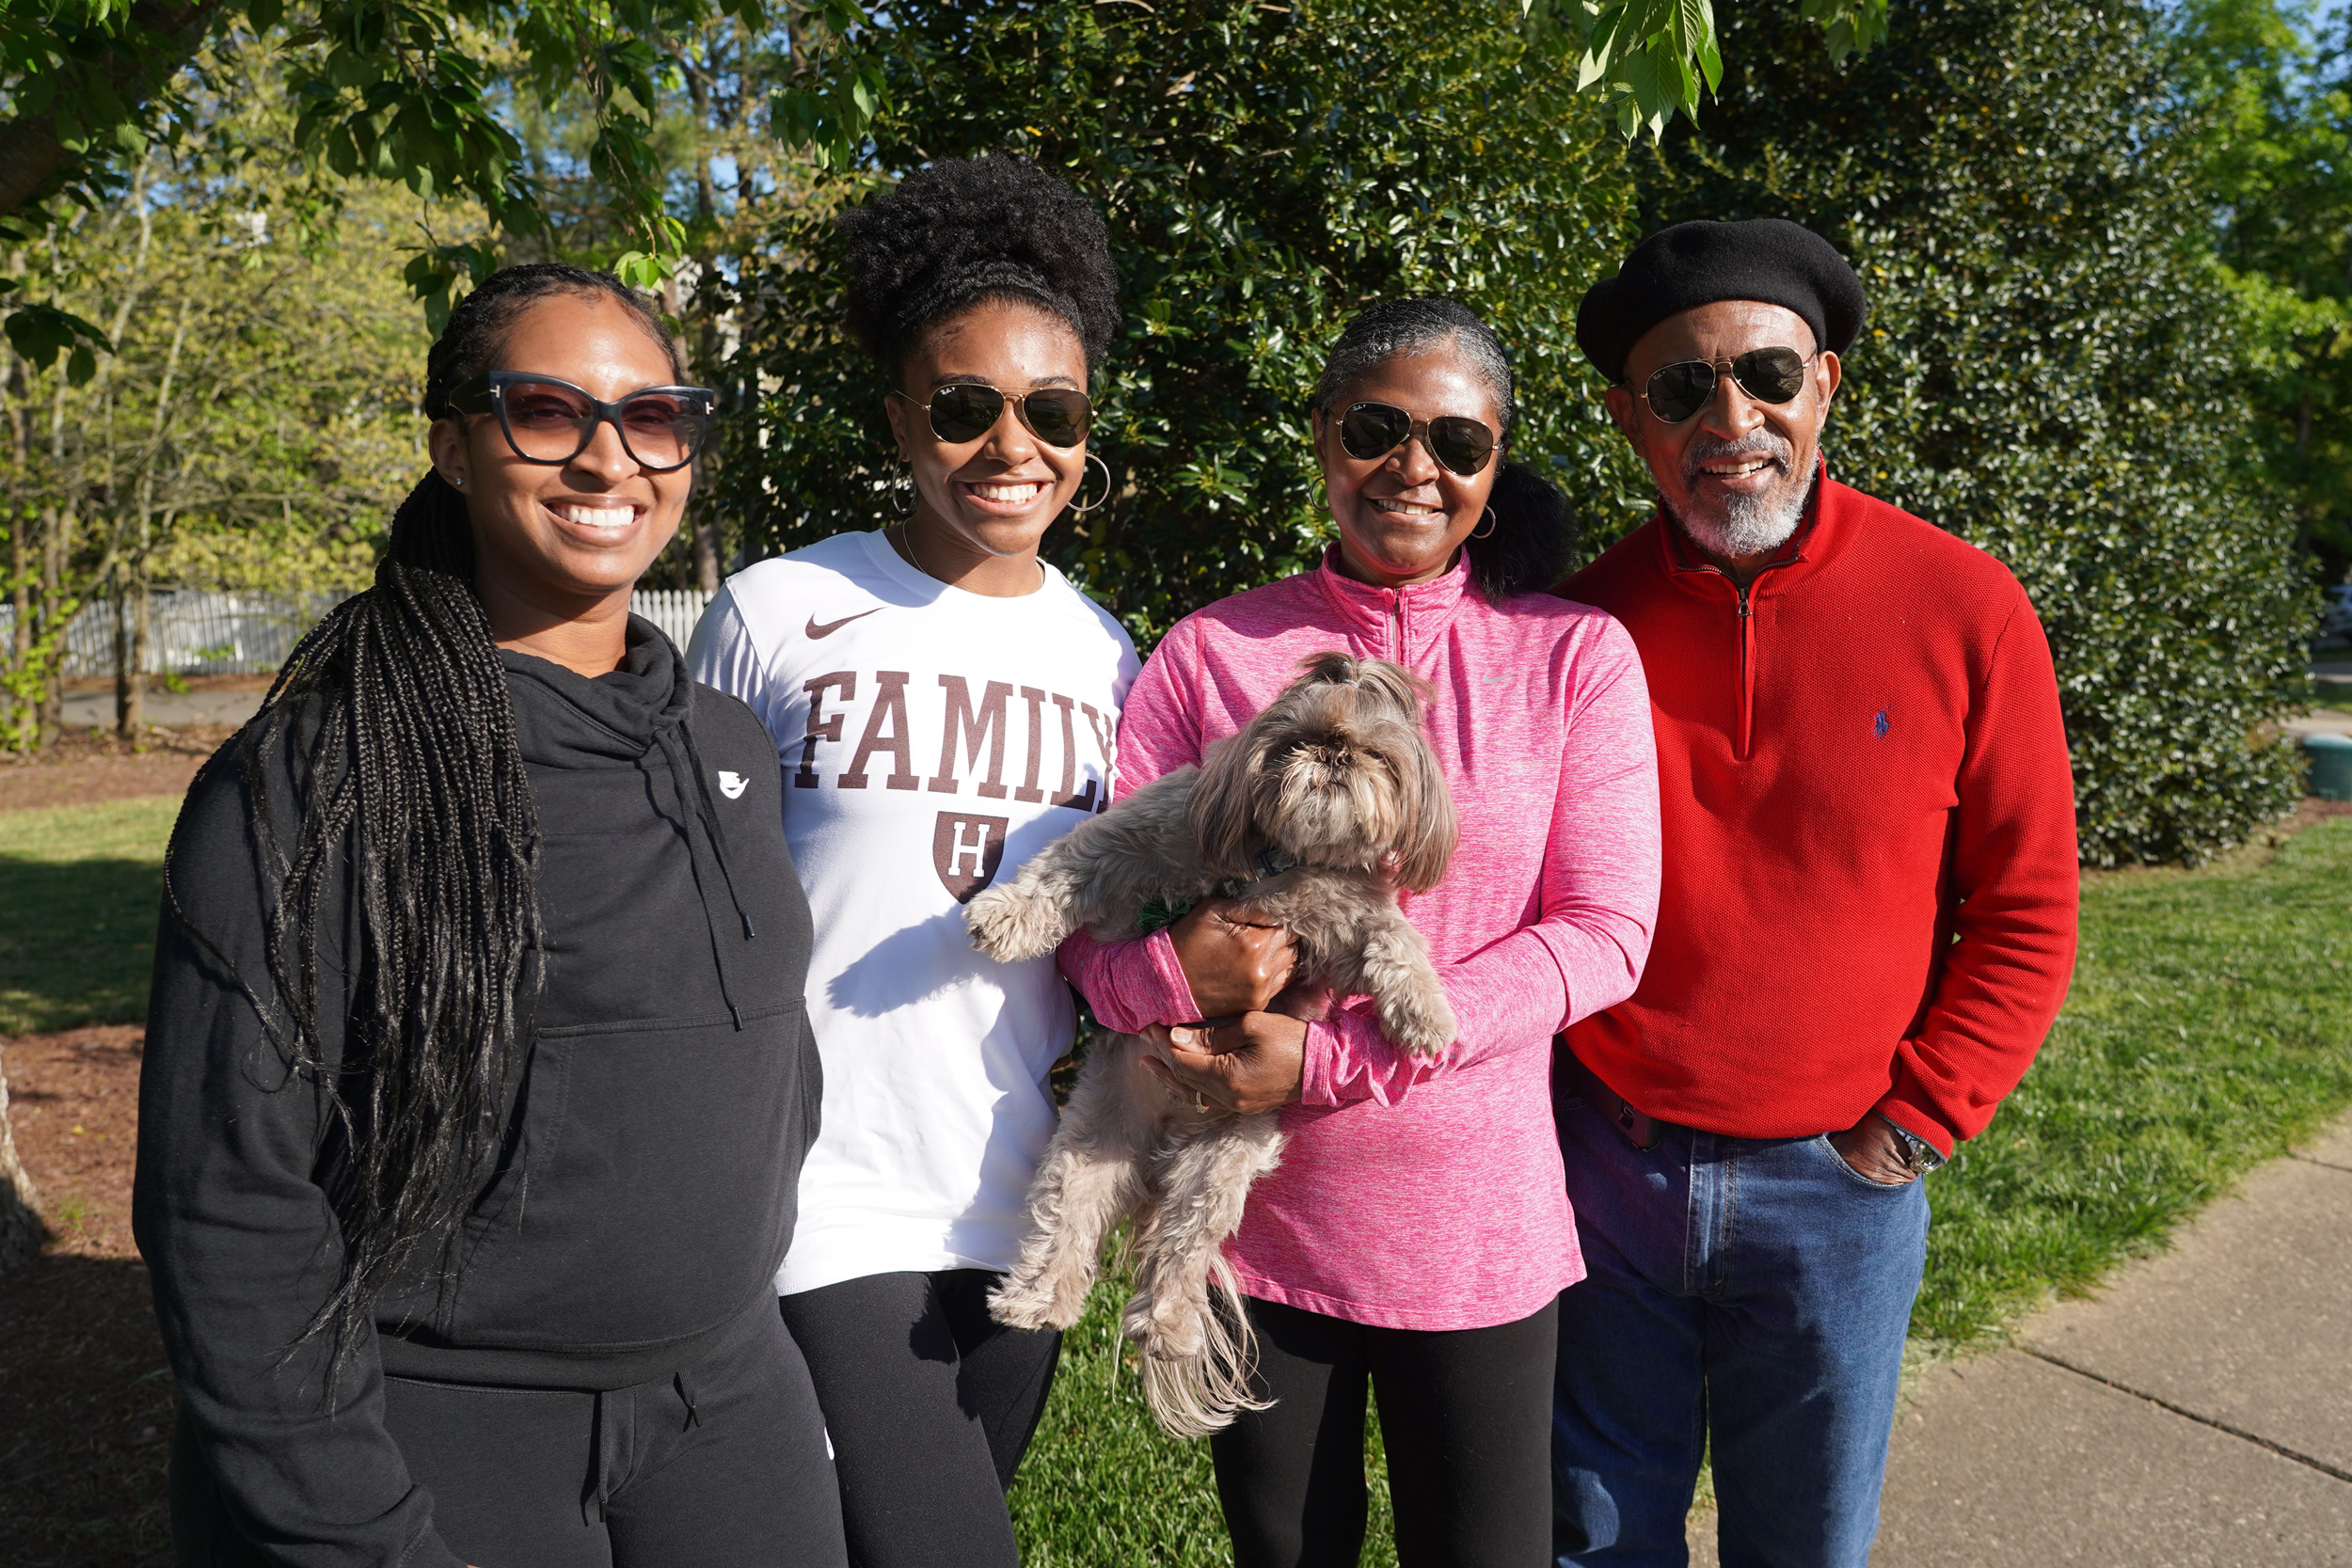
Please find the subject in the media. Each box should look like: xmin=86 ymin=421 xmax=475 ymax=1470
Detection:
xmin=133 ymin=620 xmax=819 ymax=1567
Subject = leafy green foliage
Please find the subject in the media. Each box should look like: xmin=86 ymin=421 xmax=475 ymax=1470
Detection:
xmin=2 ymin=42 xmax=439 ymax=750
xmin=1645 ymin=0 xmax=2312 ymax=863
xmin=719 ymin=0 xmax=1653 ymax=645
xmin=2167 ymin=0 xmax=2352 ymax=583
xmin=0 ymin=0 xmax=849 ymax=314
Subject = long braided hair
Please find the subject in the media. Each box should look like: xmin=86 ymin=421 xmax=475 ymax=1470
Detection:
xmin=216 ymin=263 xmax=682 ymax=1364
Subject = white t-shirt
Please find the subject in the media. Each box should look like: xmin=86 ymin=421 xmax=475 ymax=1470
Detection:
xmin=688 ymin=530 xmax=1139 ymax=1296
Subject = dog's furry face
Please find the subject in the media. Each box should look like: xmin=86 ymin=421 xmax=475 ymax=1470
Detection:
xmin=1187 ymin=653 xmax=1457 ymax=893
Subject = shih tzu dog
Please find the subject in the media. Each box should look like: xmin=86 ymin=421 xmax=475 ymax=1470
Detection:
xmin=964 ymin=652 xmax=1458 ymax=1437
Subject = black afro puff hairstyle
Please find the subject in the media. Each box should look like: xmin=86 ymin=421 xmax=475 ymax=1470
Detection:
xmin=841 ymin=153 xmax=1120 ymax=378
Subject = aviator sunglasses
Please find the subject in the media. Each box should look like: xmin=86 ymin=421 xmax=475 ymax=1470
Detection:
xmin=449 ymin=372 xmax=716 ymax=473
xmin=1637 ymin=348 xmax=1817 ymax=425
xmin=1333 ymin=402 xmax=1499 ymax=477
xmin=892 ymin=383 xmax=1094 ymax=449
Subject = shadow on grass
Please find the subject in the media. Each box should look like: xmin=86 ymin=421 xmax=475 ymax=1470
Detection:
xmin=0 ymin=858 xmax=165 ymax=1036
xmin=0 ymin=1252 xmax=176 ymax=1567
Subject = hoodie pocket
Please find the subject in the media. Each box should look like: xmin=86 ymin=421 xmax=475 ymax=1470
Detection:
xmin=444 ymin=1001 xmax=808 ymax=1352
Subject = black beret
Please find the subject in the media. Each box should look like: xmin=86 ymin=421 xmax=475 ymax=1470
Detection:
xmin=1576 ymin=219 xmax=1867 ymax=383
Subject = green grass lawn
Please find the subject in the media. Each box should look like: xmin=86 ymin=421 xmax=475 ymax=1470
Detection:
xmin=0 ymin=795 xmax=183 ymax=1035
xmin=1913 ymin=815 xmax=2352 ymax=1343
xmin=4 ymin=790 xmax=2347 ymax=1561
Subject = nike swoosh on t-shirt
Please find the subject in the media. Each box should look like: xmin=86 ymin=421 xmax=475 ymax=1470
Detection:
xmin=806 ymin=609 xmax=882 ymax=639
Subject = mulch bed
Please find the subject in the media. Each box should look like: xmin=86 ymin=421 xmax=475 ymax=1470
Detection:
xmin=0 ymin=1025 xmax=173 ymax=1566
xmin=0 ymin=725 xmax=240 ymax=816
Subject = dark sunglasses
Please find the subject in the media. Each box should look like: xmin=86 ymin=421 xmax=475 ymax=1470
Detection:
xmin=1637 ymin=348 xmax=1816 ymax=425
xmin=893 ymin=383 xmax=1093 ymax=449
xmin=449 ymin=372 xmax=716 ymax=472
xmin=1334 ymin=402 xmax=1499 ymax=477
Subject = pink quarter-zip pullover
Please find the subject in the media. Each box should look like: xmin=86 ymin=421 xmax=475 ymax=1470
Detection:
xmin=1060 ymin=551 xmax=1661 ymax=1330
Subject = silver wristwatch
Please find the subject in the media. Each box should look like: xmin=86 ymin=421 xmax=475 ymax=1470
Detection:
xmin=1878 ymin=1114 xmax=1947 ymax=1175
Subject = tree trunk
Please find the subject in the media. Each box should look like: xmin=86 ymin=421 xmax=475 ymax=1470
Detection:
xmin=114 ymin=574 xmax=148 ymax=736
xmin=0 ymin=1043 xmax=48 ymax=1275
xmin=6 ymin=509 xmax=28 ymax=752
xmin=129 ymin=574 xmax=150 ymax=730
xmin=36 ymin=504 xmax=64 ymax=749
xmin=691 ymin=522 xmax=722 ymax=593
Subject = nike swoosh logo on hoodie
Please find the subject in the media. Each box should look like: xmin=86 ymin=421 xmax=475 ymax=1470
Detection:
xmin=806 ymin=609 xmax=882 ymax=640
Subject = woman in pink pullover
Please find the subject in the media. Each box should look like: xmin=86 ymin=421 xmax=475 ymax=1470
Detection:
xmin=1061 ymin=298 xmax=1661 ymax=1566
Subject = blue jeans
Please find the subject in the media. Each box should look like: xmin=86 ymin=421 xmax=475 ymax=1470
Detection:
xmin=1550 ymin=1089 xmax=1928 ymax=1568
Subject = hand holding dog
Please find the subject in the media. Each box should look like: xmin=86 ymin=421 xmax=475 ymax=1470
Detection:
xmin=1143 ymin=1013 xmax=1309 ymax=1114
xmin=1170 ymin=898 xmax=1298 ymax=1016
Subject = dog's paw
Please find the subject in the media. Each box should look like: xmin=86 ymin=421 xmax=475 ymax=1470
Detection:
xmin=989 ymin=1275 xmax=1076 ymax=1331
xmin=1379 ymin=988 xmax=1458 ymax=1059
xmin=963 ymin=885 xmax=1066 ymax=961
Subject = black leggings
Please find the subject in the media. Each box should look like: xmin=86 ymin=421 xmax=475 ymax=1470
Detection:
xmin=1211 ymin=1293 xmax=1560 ymax=1568
xmin=780 ymin=1269 xmax=1061 ymax=1568
xmin=170 ymin=1303 xmax=846 ymax=1568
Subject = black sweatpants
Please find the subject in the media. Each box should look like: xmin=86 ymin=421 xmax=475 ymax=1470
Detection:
xmin=781 ymin=1269 xmax=1061 ymax=1568
xmin=169 ymin=1303 xmax=846 ymax=1568
xmin=1211 ymin=1293 xmax=1561 ymax=1568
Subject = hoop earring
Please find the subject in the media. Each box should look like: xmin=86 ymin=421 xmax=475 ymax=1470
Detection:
xmin=1068 ymin=452 xmax=1115 ymax=516
xmin=1470 ymin=506 xmax=1499 ymax=540
xmin=888 ymin=463 xmax=914 ymax=518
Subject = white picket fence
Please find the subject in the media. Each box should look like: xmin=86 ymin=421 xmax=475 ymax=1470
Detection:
xmin=630 ymin=588 xmax=714 ymax=653
xmin=1 ymin=587 xmax=717 ymax=678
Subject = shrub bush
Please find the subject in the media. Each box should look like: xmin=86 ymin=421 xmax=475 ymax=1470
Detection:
xmin=714 ymin=0 xmax=1646 ymax=646
xmin=718 ymin=0 xmax=2310 ymax=864
xmin=1643 ymin=0 xmax=2313 ymax=863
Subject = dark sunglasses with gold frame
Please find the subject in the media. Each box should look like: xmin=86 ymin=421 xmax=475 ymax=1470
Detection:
xmin=890 ymin=383 xmax=1094 ymax=449
xmin=1330 ymin=402 xmax=1500 ymax=478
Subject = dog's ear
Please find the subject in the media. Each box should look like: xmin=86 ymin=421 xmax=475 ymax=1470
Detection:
xmin=1187 ymin=730 xmax=1269 ymax=878
xmin=1390 ymin=726 xmax=1459 ymax=892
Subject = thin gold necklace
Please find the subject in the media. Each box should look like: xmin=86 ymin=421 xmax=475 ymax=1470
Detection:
xmin=893 ymin=520 xmax=933 ymax=580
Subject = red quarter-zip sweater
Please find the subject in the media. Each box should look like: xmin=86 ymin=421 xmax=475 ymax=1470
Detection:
xmin=1556 ymin=466 xmax=2079 ymax=1155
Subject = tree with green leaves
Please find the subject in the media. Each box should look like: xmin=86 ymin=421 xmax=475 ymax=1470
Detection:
xmin=1638 ymin=0 xmax=2312 ymax=863
xmin=2169 ymin=0 xmax=2352 ymax=585
xmin=2 ymin=41 xmax=434 ymax=751
xmin=716 ymin=0 xmax=1886 ymax=645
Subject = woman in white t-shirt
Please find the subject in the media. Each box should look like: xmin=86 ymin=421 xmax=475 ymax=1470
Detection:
xmin=688 ymin=153 xmax=1140 ymax=1567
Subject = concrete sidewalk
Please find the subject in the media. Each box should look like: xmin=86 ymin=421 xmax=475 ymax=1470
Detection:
xmin=1688 ymin=1113 xmax=2352 ymax=1565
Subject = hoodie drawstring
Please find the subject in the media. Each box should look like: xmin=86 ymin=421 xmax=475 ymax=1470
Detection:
xmin=653 ymin=724 xmax=757 ymax=1030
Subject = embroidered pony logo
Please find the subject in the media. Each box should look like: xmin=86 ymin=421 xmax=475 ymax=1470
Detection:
xmin=1873 ymin=709 xmax=1890 ymax=739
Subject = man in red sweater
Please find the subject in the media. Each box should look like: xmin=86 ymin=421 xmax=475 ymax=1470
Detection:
xmin=1549 ymin=219 xmax=2079 ymax=1567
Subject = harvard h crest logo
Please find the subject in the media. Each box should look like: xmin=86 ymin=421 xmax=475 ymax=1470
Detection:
xmin=933 ymin=811 xmax=1010 ymax=902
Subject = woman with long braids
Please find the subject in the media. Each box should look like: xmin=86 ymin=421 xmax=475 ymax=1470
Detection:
xmin=1060 ymin=297 xmax=1662 ymax=1566
xmin=135 ymin=264 xmax=848 ymax=1567
xmin=689 ymin=154 xmax=1136 ymax=1567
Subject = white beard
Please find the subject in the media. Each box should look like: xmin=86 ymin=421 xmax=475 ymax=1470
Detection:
xmin=1672 ymin=465 xmax=1817 ymax=561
